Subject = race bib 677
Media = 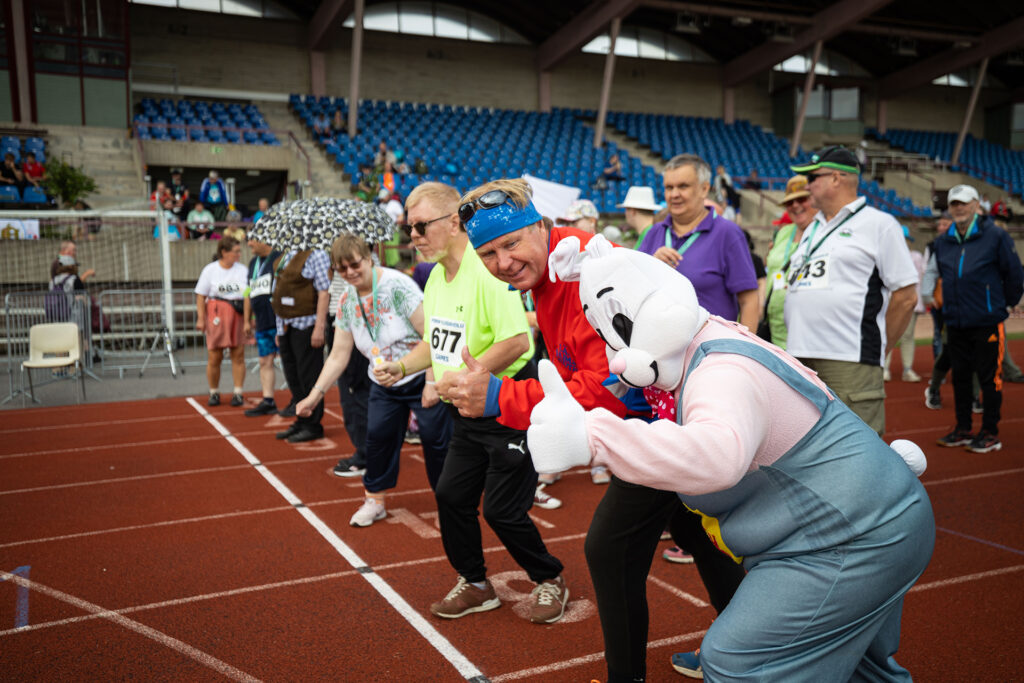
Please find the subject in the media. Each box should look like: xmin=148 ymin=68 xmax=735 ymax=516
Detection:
xmin=428 ymin=316 xmax=467 ymax=367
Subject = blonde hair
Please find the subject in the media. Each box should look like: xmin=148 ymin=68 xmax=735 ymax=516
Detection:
xmin=460 ymin=178 xmax=533 ymax=210
xmin=222 ymin=226 xmax=246 ymax=242
xmin=406 ymin=182 xmax=460 ymax=214
xmin=331 ymin=232 xmax=372 ymax=268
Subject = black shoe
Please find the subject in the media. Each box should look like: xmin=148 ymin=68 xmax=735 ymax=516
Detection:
xmin=937 ymin=428 xmax=973 ymax=447
xmin=287 ymin=427 xmax=324 ymax=443
xmin=276 ymin=423 xmax=300 ymax=440
xmin=207 ymin=392 xmax=220 ymax=407
xmin=244 ymin=399 xmax=278 ymax=417
xmin=333 ymin=456 xmax=367 ymax=477
xmin=230 ymin=393 xmax=244 ymax=407
xmin=278 ymin=401 xmax=296 ymax=418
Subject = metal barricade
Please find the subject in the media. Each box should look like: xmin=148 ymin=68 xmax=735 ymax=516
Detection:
xmin=95 ymin=288 xmax=256 ymax=378
xmin=2 ymin=290 xmax=93 ymax=404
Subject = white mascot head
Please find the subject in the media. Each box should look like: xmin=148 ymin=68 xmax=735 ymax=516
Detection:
xmin=549 ymin=234 xmax=709 ymax=391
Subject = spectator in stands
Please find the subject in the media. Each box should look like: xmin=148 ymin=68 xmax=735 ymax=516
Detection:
xmin=1 ymin=152 xmax=23 ymax=192
xmin=194 ymin=236 xmax=248 ymax=408
xmin=374 ymin=140 xmax=396 ymax=171
xmin=149 ymin=180 xmax=170 ymax=211
xmin=51 ymin=240 xmax=95 ymax=281
xmin=199 ymin=170 xmax=229 ymax=221
xmin=786 ymin=145 xmax=918 ymax=435
xmin=169 ymin=169 xmax=189 ymax=219
xmin=21 ymin=152 xmax=46 ymax=188
xmin=72 ymin=199 xmax=100 ymax=240
xmin=979 ymin=193 xmax=992 ymax=215
xmin=763 ymin=175 xmax=814 ymax=349
xmin=298 ymin=232 xmax=453 ymax=526
xmin=925 ymin=184 xmax=1023 ymax=453
xmin=331 ymin=109 xmax=345 ymax=136
xmin=617 ymin=185 xmax=660 ymax=247
xmin=638 ymin=153 xmax=760 ymax=330
xmin=884 ymin=226 xmax=925 ymax=383
xmin=602 ymin=153 xmax=624 ymax=182
xmin=252 ymin=197 xmax=270 ymax=223
xmin=242 ymin=237 xmax=284 ymax=417
xmin=380 ymin=161 xmax=397 ymax=199
xmin=354 ymin=163 xmax=377 ymax=202
xmin=186 ymin=200 xmax=215 ymax=240
xmin=990 ymin=196 xmax=1013 ymax=223
xmin=375 ymin=181 xmax=569 ymax=625
xmin=743 ymin=169 xmax=763 ymax=190
xmin=313 ymin=111 xmax=331 ymax=140
xmin=154 ymin=196 xmax=184 ymax=241
xmin=712 ymin=164 xmax=735 ymax=206
xmin=271 ymin=243 xmax=331 ymax=443
xmin=559 ymin=199 xmax=599 ymax=233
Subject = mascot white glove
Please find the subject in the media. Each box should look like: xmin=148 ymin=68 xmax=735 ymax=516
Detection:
xmin=527 ymin=359 xmax=592 ymax=474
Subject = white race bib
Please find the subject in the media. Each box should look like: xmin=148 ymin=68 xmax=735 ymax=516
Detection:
xmin=429 ymin=316 xmax=467 ymax=367
xmin=250 ymin=273 xmax=271 ymax=298
xmin=788 ymin=253 xmax=830 ymax=291
xmin=217 ymin=282 xmax=243 ymax=297
xmin=772 ymin=271 xmax=788 ymax=291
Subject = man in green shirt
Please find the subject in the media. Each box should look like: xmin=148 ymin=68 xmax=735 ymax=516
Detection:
xmin=375 ymin=182 xmax=569 ymax=625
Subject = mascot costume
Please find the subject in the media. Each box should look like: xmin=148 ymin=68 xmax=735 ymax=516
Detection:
xmin=530 ymin=235 xmax=935 ymax=682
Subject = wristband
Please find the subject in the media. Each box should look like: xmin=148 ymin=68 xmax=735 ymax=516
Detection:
xmin=399 ymin=361 xmax=406 ymax=378
xmin=425 ymin=380 xmax=436 ymax=385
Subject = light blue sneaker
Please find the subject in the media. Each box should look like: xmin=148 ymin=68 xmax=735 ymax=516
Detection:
xmin=671 ymin=650 xmax=703 ymax=679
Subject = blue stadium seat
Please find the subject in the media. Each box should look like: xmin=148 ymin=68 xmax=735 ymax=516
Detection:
xmin=22 ymin=185 xmax=47 ymax=204
xmin=0 ymin=186 xmax=20 ymax=202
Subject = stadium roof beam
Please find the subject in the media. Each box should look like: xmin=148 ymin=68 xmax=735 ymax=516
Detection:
xmin=308 ymin=0 xmax=354 ymax=51
xmin=877 ymin=16 xmax=1024 ymax=100
xmin=642 ymin=1 xmax=976 ymax=45
xmin=721 ymin=0 xmax=895 ymax=88
xmin=536 ymin=0 xmax=643 ymax=72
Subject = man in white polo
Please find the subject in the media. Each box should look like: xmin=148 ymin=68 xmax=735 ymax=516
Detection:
xmin=616 ymin=185 xmax=660 ymax=247
xmin=785 ymin=146 xmax=918 ymax=435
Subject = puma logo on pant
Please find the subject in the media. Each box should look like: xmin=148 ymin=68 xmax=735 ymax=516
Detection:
xmin=507 ymin=440 xmax=526 ymax=454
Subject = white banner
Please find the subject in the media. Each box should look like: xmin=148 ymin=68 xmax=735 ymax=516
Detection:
xmin=0 ymin=219 xmax=40 ymax=240
xmin=523 ymin=174 xmax=581 ymax=223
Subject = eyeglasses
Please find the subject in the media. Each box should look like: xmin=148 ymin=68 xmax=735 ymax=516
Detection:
xmin=782 ymin=196 xmax=811 ymax=208
xmin=458 ymin=190 xmax=510 ymax=225
xmin=336 ymin=257 xmax=364 ymax=273
xmin=403 ymin=213 xmax=452 ymax=237
xmin=806 ymin=172 xmax=834 ymax=184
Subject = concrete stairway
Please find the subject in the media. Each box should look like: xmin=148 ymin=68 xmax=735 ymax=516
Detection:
xmin=44 ymin=125 xmax=146 ymax=209
xmin=257 ymin=101 xmax=352 ymax=199
xmin=589 ymin=121 xmax=667 ymax=176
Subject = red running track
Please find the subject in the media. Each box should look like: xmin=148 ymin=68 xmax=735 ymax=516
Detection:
xmin=1 ymin=341 xmax=1023 ymax=681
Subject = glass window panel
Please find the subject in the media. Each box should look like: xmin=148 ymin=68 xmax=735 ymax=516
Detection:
xmin=179 ymin=0 xmax=221 ymax=12
xmin=32 ymin=0 xmax=81 ymax=35
xmin=468 ymin=12 xmax=500 ymax=42
xmin=830 ymin=87 xmax=859 ymax=120
xmin=775 ymin=55 xmax=805 ymax=73
xmin=132 ymin=0 xmax=177 ymax=6
xmin=613 ymin=30 xmax=639 ymax=58
xmin=362 ymin=4 xmax=400 ymax=31
xmin=582 ymin=34 xmax=611 ymax=55
xmin=222 ymin=0 xmax=261 ymax=17
xmin=34 ymin=40 xmax=78 ymax=63
xmin=263 ymin=1 xmax=298 ymax=19
xmin=796 ymin=85 xmax=827 ymax=118
xmin=435 ymin=4 xmax=466 ymax=40
xmin=1012 ymin=104 xmax=1024 ymax=131
xmin=399 ymin=2 xmax=434 ymax=37
xmin=636 ymin=27 xmax=664 ymax=60
xmin=500 ymin=26 xmax=528 ymax=44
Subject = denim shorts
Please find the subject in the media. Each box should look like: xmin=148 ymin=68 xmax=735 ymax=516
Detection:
xmin=255 ymin=328 xmax=278 ymax=357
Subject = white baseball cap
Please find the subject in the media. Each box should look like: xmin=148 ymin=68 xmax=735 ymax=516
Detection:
xmin=947 ymin=184 xmax=979 ymax=204
xmin=560 ymin=199 xmax=599 ymax=222
xmin=616 ymin=186 xmax=660 ymax=211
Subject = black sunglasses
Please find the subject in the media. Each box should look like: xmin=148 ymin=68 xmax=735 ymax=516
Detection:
xmin=806 ymin=172 xmax=835 ymax=184
xmin=458 ymin=190 xmax=510 ymax=225
xmin=403 ymin=213 xmax=452 ymax=237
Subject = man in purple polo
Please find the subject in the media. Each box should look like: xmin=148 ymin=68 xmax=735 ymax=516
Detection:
xmin=637 ymin=153 xmax=759 ymax=329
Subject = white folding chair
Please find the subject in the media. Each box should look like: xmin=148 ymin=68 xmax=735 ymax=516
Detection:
xmin=21 ymin=322 xmax=86 ymax=405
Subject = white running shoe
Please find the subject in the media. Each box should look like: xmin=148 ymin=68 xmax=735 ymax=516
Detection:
xmin=533 ymin=484 xmax=562 ymax=510
xmin=350 ymin=498 xmax=386 ymax=527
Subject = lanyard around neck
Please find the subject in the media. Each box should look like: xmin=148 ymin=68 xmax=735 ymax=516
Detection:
xmin=954 ymin=216 xmax=977 ymax=244
xmin=665 ymin=208 xmax=714 ymax=255
xmin=356 ymin=266 xmax=379 ymax=342
xmin=801 ymin=203 xmax=864 ymax=261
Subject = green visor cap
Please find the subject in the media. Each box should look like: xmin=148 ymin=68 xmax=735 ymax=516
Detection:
xmin=791 ymin=145 xmax=861 ymax=175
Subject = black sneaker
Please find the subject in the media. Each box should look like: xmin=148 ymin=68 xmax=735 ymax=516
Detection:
xmin=333 ymin=456 xmax=367 ymax=477
xmin=244 ymin=399 xmax=278 ymax=417
xmin=966 ymin=430 xmax=1002 ymax=453
xmin=276 ymin=423 xmax=300 ymax=440
xmin=230 ymin=393 xmax=244 ymax=407
xmin=937 ymin=428 xmax=973 ymax=447
xmin=972 ymin=398 xmax=984 ymax=414
xmin=207 ymin=392 xmax=220 ymax=407
xmin=278 ymin=401 xmax=297 ymax=418
xmin=924 ymin=387 xmax=942 ymax=410
xmin=287 ymin=427 xmax=324 ymax=443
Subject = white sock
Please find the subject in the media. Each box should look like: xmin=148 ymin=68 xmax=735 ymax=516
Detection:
xmin=233 ymin=387 xmax=243 ymax=395
xmin=209 ymin=388 xmax=218 ymax=395
xmin=471 ymin=581 xmax=487 ymax=590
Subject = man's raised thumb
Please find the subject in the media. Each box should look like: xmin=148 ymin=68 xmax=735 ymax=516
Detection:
xmin=538 ymin=359 xmax=572 ymax=400
xmin=461 ymin=346 xmax=486 ymax=372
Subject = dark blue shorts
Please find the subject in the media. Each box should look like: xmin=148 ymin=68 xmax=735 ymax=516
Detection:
xmin=255 ymin=328 xmax=278 ymax=357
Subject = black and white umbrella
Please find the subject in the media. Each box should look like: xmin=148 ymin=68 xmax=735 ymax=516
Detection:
xmin=249 ymin=197 xmax=395 ymax=251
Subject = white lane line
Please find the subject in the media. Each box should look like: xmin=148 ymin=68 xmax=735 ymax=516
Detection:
xmin=185 ymin=397 xmax=487 ymax=682
xmin=0 ymin=413 xmax=202 ymax=434
xmin=647 ymin=575 xmax=710 ymax=608
xmin=923 ymin=467 xmax=1024 ymax=488
xmin=0 ymin=463 xmax=252 ymax=496
xmin=0 ymin=533 xmax=593 ymax=638
xmin=490 ymin=628 xmax=707 ymax=682
xmin=909 ymin=564 xmax=1024 ymax=592
xmin=0 ymin=430 xmax=273 ymax=461
xmin=0 ymin=570 xmax=261 ymax=682
xmin=885 ymin=416 xmax=1024 ymax=440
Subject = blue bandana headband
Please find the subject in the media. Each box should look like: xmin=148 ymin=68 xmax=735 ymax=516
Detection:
xmin=465 ymin=199 xmax=543 ymax=248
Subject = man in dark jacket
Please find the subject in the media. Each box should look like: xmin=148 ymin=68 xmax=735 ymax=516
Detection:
xmin=925 ymin=184 xmax=1024 ymax=453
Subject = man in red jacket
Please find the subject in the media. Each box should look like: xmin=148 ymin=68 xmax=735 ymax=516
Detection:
xmin=443 ymin=178 xmax=744 ymax=683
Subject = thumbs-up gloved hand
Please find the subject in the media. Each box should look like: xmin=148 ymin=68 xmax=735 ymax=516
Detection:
xmin=527 ymin=359 xmax=592 ymax=474
xmin=444 ymin=346 xmax=498 ymax=418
